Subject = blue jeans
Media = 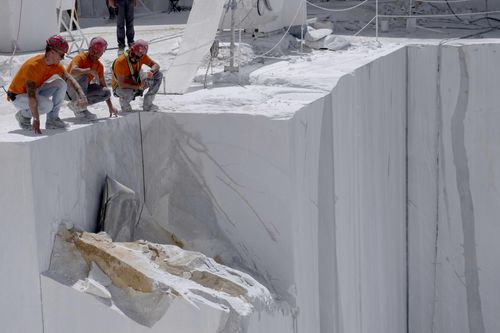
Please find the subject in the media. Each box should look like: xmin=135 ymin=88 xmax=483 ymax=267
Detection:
xmin=117 ymin=0 xmax=135 ymax=49
xmin=12 ymin=76 xmax=67 ymax=119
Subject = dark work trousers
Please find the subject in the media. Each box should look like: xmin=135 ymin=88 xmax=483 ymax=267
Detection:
xmin=117 ymin=0 xmax=135 ymax=49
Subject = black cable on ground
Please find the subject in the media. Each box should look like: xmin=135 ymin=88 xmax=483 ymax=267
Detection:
xmin=461 ymin=27 xmax=495 ymax=38
xmin=445 ymin=0 xmax=467 ymax=23
xmin=469 ymin=16 xmax=500 ymax=31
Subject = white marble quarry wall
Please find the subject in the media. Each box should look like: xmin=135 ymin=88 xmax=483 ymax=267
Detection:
xmin=407 ymin=44 xmax=440 ymax=333
xmin=141 ymin=47 xmax=407 ymax=333
xmin=329 ymin=49 xmax=407 ymax=333
xmin=0 ymin=143 xmax=43 ymax=333
xmin=408 ymin=43 xmax=500 ymax=333
xmin=0 ymin=0 xmax=58 ymax=52
xmin=139 ymin=111 xmax=298 ymax=297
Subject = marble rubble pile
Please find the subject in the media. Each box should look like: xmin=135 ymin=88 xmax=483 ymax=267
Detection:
xmin=46 ymin=224 xmax=289 ymax=331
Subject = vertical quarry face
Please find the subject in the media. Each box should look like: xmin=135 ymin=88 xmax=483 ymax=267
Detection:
xmin=408 ymin=43 xmax=500 ymax=333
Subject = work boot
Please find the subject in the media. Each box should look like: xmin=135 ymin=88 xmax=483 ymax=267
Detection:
xmin=117 ymin=47 xmax=125 ymax=56
xmin=143 ymin=95 xmax=160 ymax=112
xmin=68 ymin=102 xmax=97 ymax=120
xmin=46 ymin=117 xmax=69 ymax=129
xmin=75 ymin=109 xmax=97 ymax=121
xmin=119 ymin=98 xmax=133 ymax=112
xmin=68 ymin=101 xmax=85 ymax=114
xmin=15 ymin=111 xmax=31 ymax=130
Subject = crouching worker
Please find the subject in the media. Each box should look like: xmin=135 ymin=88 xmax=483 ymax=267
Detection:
xmin=66 ymin=36 xmax=118 ymax=120
xmin=111 ymin=39 xmax=162 ymax=112
xmin=7 ymin=35 xmax=87 ymax=134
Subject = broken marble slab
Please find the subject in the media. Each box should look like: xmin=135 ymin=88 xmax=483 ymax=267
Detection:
xmin=46 ymin=225 xmax=286 ymax=330
xmin=164 ymin=0 xmax=226 ymax=94
xmin=97 ymin=176 xmax=141 ymax=242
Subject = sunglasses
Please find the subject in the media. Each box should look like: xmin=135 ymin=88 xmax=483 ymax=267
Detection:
xmin=129 ymin=51 xmax=141 ymax=60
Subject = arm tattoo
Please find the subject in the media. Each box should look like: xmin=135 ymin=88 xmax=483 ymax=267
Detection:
xmin=26 ymin=81 xmax=36 ymax=98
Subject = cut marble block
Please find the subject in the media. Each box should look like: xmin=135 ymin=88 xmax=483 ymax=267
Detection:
xmin=164 ymin=0 xmax=226 ymax=94
xmin=140 ymin=47 xmax=407 ymax=333
xmin=408 ymin=43 xmax=500 ymax=333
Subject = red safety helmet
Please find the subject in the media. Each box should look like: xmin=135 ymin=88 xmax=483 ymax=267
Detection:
xmin=46 ymin=35 xmax=69 ymax=54
xmin=89 ymin=37 xmax=108 ymax=56
xmin=130 ymin=40 xmax=148 ymax=57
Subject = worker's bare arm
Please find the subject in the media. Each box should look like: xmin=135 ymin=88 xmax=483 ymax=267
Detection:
xmin=62 ymin=71 xmax=88 ymax=108
xmin=26 ymin=80 xmax=41 ymax=134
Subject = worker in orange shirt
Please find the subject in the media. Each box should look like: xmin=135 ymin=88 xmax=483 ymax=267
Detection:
xmin=7 ymin=35 xmax=87 ymax=134
xmin=111 ymin=39 xmax=162 ymax=112
xmin=66 ymin=36 xmax=118 ymax=120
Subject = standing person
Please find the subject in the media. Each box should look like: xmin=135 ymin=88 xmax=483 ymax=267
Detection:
xmin=111 ymin=39 xmax=163 ymax=112
xmin=7 ymin=35 xmax=87 ymax=134
xmin=66 ymin=36 xmax=118 ymax=120
xmin=109 ymin=0 xmax=137 ymax=54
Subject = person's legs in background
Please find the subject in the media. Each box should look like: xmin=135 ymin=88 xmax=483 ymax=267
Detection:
xmin=125 ymin=0 xmax=135 ymax=47
xmin=116 ymin=1 xmax=126 ymax=52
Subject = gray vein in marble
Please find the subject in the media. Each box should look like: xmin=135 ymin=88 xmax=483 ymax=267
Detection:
xmin=451 ymin=47 xmax=485 ymax=333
